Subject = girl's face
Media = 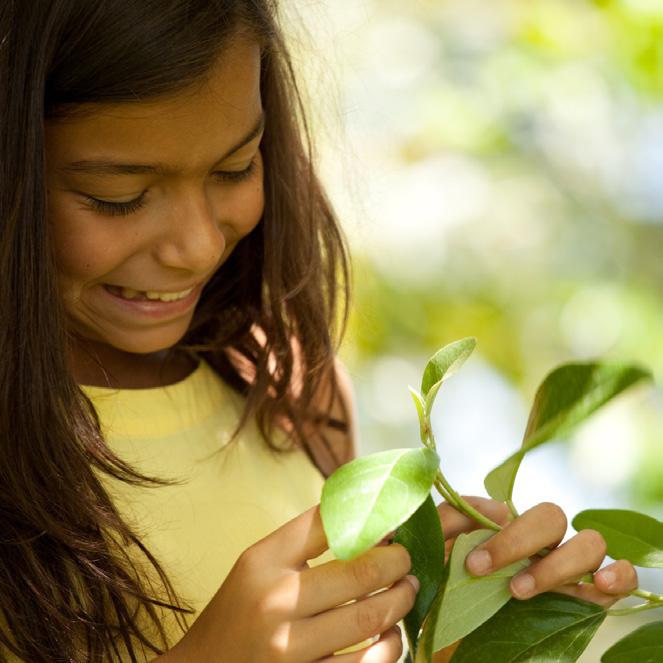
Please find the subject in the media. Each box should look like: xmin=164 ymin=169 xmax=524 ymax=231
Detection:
xmin=45 ymin=37 xmax=264 ymax=382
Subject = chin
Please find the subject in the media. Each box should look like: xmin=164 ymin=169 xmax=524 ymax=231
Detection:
xmin=116 ymin=336 xmax=185 ymax=356
xmin=100 ymin=325 xmax=191 ymax=356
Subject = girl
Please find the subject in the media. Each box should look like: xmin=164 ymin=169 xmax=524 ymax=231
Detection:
xmin=0 ymin=1 xmax=638 ymax=661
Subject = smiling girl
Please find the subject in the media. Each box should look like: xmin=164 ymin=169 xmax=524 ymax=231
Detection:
xmin=0 ymin=1 xmax=638 ymax=662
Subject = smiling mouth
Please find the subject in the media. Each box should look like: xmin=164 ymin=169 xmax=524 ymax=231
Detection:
xmin=104 ymin=284 xmax=196 ymax=302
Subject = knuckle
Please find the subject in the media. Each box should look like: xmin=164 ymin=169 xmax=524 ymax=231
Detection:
xmin=350 ymin=555 xmax=382 ymax=590
xmin=236 ymin=543 xmax=262 ymax=573
xmin=255 ymin=593 xmax=276 ymax=622
xmin=538 ymin=502 xmax=567 ymax=534
xmin=256 ymin=586 xmax=290 ymax=620
xmin=266 ymin=623 xmax=291 ymax=661
xmin=355 ymin=602 xmax=385 ymax=636
xmin=234 ymin=546 xmax=265 ymax=594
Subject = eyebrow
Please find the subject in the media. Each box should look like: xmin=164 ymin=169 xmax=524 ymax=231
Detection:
xmin=61 ymin=112 xmax=265 ymax=176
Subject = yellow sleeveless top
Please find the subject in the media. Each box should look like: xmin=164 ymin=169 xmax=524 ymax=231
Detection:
xmin=81 ymin=358 xmax=331 ymax=660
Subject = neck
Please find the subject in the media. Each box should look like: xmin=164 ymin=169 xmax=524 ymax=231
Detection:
xmin=68 ymin=338 xmax=198 ymax=389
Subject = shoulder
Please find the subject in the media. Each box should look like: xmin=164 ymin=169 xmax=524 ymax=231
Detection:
xmin=308 ymin=357 xmax=358 ymax=476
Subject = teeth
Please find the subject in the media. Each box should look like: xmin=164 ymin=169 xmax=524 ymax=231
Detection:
xmin=119 ymin=286 xmax=194 ymax=302
xmin=119 ymin=287 xmax=143 ymax=300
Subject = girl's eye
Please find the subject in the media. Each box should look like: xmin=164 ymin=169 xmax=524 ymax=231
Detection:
xmin=83 ymin=158 xmax=258 ymax=217
xmin=213 ymin=157 xmax=258 ymax=183
xmin=84 ymin=192 xmax=147 ymax=217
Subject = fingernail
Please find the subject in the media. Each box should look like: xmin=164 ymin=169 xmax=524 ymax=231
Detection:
xmin=466 ymin=550 xmax=492 ymax=575
xmin=511 ymin=573 xmax=535 ymax=598
xmin=405 ymin=574 xmax=420 ymax=592
xmin=596 ymin=569 xmax=616 ymax=589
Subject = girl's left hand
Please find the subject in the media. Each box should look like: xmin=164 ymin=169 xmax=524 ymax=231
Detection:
xmin=439 ymin=496 xmax=639 ymax=607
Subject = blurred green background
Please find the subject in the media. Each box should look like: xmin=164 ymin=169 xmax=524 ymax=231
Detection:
xmin=288 ymin=0 xmax=663 ymax=657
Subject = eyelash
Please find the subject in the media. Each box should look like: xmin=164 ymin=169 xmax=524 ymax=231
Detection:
xmin=83 ymin=159 xmax=259 ymax=217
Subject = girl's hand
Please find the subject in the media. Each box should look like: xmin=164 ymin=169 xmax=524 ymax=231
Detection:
xmin=439 ymin=496 xmax=638 ymax=606
xmin=167 ymin=504 xmax=418 ymax=663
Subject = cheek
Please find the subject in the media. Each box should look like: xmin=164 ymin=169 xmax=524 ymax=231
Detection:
xmin=48 ymin=201 xmax=126 ymax=284
xmin=241 ymin=181 xmax=265 ymax=235
xmin=224 ymin=154 xmax=265 ymax=241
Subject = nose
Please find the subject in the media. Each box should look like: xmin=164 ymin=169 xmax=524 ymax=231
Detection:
xmin=151 ymin=189 xmax=226 ymax=274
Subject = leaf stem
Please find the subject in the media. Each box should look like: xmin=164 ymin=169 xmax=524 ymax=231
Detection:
xmin=576 ymin=576 xmax=663 ymax=612
xmin=608 ymin=601 xmax=663 ymax=617
xmin=631 ymin=588 xmax=663 ymax=603
xmin=433 ymin=477 xmax=456 ymax=506
xmin=420 ymin=409 xmax=663 ymax=613
xmin=426 ymin=422 xmax=502 ymax=531
xmin=505 ymin=498 xmax=519 ymax=519
xmin=435 ymin=468 xmax=502 ymax=532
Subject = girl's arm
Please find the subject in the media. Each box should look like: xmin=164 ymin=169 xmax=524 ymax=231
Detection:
xmin=308 ymin=358 xmax=358 ymax=475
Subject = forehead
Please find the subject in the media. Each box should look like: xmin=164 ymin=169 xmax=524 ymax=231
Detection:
xmin=45 ymin=37 xmax=262 ymax=172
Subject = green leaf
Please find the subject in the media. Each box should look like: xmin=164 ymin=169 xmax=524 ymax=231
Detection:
xmin=601 ymin=621 xmax=663 ymax=662
xmin=394 ymin=494 xmax=445 ymax=658
xmin=429 ymin=529 xmax=529 ymax=651
xmin=409 ymin=385 xmax=426 ymax=422
xmin=420 ymin=337 xmax=476 ymax=401
xmin=573 ymin=509 xmax=663 ymax=568
xmin=450 ymin=593 xmax=606 ymax=662
xmin=409 ymin=386 xmax=427 ymax=441
xmin=321 ymin=448 xmax=440 ymax=560
xmin=414 ymin=569 xmax=448 ymax=663
xmin=424 ymin=380 xmax=444 ymax=418
xmin=485 ymin=362 xmax=652 ymax=502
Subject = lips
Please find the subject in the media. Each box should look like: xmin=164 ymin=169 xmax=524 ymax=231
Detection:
xmin=99 ymin=281 xmax=204 ymax=320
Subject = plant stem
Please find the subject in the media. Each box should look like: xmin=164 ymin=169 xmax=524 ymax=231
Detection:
xmin=608 ymin=601 xmax=663 ymax=617
xmin=416 ymin=382 xmax=663 ymax=622
xmin=505 ymin=498 xmax=519 ymax=519
xmin=575 ymin=576 xmax=663 ymax=612
xmin=435 ymin=469 xmax=502 ymax=532
xmin=433 ymin=477 xmax=456 ymax=506
xmin=631 ymin=588 xmax=663 ymax=603
xmin=426 ymin=422 xmax=502 ymax=531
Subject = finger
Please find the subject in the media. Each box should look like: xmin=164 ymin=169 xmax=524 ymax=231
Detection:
xmin=295 ymin=544 xmax=413 ymax=616
xmin=593 ymin=559 xmax=639 ymax=596
xmin=509 ymin=529 xmax=606 ymax=600
xmin=259 ymin=504 xmax=328 ymax=568
xmin=317 ymin=625 xmax=403 ymax=662
xmin=297 ymin=576 xmax=417 ymax=659
xmin=466 ymin=502 xmax=567 ymax=576
xmin=523 ymin=560 xmax=638 ymax=608
xmin=553 ymin=582 xmax=627 ymax=608
xmin=438 ymin=496 xmax=510 ymax=539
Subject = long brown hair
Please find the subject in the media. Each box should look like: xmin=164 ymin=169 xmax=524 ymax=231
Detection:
xmin=0 ymin=1 xmax=350 ymax=660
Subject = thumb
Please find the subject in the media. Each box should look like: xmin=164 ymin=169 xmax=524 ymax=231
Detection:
xmin=261 ymin=503 xmax=329 ymax=568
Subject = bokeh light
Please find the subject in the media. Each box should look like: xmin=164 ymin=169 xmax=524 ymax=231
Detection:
xmin=288 ymin=1 xmax=663 ymax=658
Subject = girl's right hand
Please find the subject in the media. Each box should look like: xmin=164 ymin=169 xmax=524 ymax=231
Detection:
xmin=165 ymin=504 xmax=418 ymax=662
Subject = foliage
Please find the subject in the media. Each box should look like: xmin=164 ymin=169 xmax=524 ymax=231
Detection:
xmin=320 ymin=339 xmax=659 ymax=662
xmin=306 ymin=0 xmax=663 ymax=504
